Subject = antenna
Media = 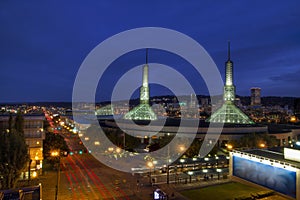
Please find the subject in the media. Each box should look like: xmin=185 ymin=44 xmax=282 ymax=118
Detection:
xmin=146 ymin=48 xmax=148 ymax=64
xmin=228 ymin=41 xmax=231 ymax=60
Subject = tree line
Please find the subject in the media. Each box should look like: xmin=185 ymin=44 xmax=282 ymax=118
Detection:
xmin=0 ymin=113 xmax=29 ymax=189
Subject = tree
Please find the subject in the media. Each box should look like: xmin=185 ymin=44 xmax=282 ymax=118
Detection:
xmin=0 ymin=113 xmax=29 ymax=189
xmin=43 ymin=132 xmax=69 ymax=161
xmin=147 ymin=134 xmax=174 ymax=152
xmin=236 ymin=133 xmax=279 ymax=148
xmin=8 ymin=114 xmax=12 ymax=131
xmin=100 ymin=126 xmax=141 ymax=150
xmin=183 ymin=139 xmax=219 ymax=158
xmin=14 ymin=111 xmax=24 ymax=134
xmin=183 ymin=139 xmax=201 ymax=158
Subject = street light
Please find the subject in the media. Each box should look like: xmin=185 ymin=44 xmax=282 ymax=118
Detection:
xmin=167 ymin=145 xmax=185 ymax=184
xmin=216 ymin=168 xmax=222 ymax=180
xmin=167 ymin=145 xmax=170 ymax=184
xmin=51 ymin=150 xmax=60 ymax=200
xmin=178 ymin=145 xmax=185 ymax=153
xmin=51 ymin=151 xmax=59 ymax=157
xmin=147 ymin=161 xmax=154 ymax=184
xmin=187 ymin=171 xmax=194 ymax=183
xmin=227 ymin=144 xmax=233 ymax=150
xmin=147 ymin=161 xmax=154 ymax=168
xmin=116 ymin=148 xmax=121 ymax=153
xmin=108 ymin=147 xmax=114 ymax=152
xmin=259 ymin=143 xmax=266 ymax=148
xmin=28 ymin=159 xmax=32 ymax=184
xmin=32 ymin=171 xmax=37 ymax=178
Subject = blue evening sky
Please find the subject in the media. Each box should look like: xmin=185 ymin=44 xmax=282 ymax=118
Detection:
xmin=0 ymin=1 xmax=300 ymax=102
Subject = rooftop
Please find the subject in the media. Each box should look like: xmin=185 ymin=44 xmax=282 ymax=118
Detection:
xmin=233 ymin=149 xmax=300 ymax=169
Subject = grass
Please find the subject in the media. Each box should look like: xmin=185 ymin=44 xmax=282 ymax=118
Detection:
xmin=180 ymin=182 xmax=267 ymax=200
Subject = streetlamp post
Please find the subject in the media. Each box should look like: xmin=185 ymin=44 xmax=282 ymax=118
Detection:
xmin=167 ymin=145 xmax=185 ymax=184
xmin=51 ymin=151 xmax=60 ymax=200
xmin=167 ymin=145 xmax=170 ymax=184
xmin=55 ymin=157 xmax=61 ymax=200
xmin=216 ymin=169 xmax=222 ymax=180
xmin=147 ymin=161 xmax=154 ymax=184
xmin=167 ymin=164 xmax=170 ymax=184
xmin=187 ymin=171 xmax=193 ymax=183
xmin=123 ymin=132 xmax=126 ymax=148
xmin=28 ymin=159 xmax=32 ymax=184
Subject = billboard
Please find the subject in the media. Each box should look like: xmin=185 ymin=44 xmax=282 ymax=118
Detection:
xmin=233 ymin=155 xmax=296 ymax=198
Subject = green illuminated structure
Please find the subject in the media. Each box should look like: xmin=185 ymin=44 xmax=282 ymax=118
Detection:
xmin=95 ymin=104 xmax=113 ymax=116
xmin=207 ymin=42 xmax=254 ymax=124
xmin=124 ymin=49 xmax=157 ymax=120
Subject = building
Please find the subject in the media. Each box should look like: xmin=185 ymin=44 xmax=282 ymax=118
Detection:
xmin=123 ymin=49 xmax=157 ymax=120
xmin=251 ymin=87 xmax=261 ymax=106
xmin=100 ymin=43 xmax=268 ymax=146
xmin=189 ymin=93 xmax=197 ymax=108
xmin=207 ymin=42 xmax=254 ymax=124
xmin=294 ymin=98 xmax=300 ymax=118
xmin=0 ymin=114 xmax=45 ymax=179
xmin=230 ymin=147 xmax=300 ymax=199
xmin=268 ymin=124 xmax=300 ymax=146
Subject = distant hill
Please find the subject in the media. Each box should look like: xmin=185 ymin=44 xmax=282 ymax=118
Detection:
xmin=0 ymin=102 xmax=72 ymax=108
xmin=0 ymin=95 xmax=297 ymax=109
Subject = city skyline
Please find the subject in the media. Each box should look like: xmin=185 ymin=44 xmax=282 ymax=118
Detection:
xmin=1 ymin=1 xmax=300 ymax=102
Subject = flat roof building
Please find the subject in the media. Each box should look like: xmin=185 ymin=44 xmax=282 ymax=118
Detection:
xmin=251 ymin=87 xmax=261 ymax=106
xmin=230 ymin=148 xmax=300 ymax=199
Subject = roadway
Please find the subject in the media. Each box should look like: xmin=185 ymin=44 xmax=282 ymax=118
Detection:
xmin=39 ymin=152 xmax=150 ymax=200
xmin=42 ymin=114 xmax=143 ymax=199
xmin=59 ymin=153 xmax=135 ymax=200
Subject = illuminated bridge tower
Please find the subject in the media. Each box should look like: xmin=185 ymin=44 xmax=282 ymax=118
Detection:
xmin=207 ymin=42 xmax=254 ymax=124
xmin=124 ymin=49 xmax=157 ymax=120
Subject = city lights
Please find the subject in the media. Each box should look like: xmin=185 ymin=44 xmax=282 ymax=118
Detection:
xmin=227 ymin=144 xmax=233 ymax=150
xmin=147 ymin=161 xmax=154 ymax=168
xmin=116 ymin=148 xmax=121 ymax=153
xmin=187 ymin=171 xmax=194 ymax=176
xmin=259 ymin=143 xmax=266 ymax=148
xmin=1 ymin=2 xmax=300 ymax=199
xmin=32 ymin=171 xmax=37 ymax=178
xmin=51 ymin=151 xmax=59 ymax=157
xmin=108 ymin=147 xmax=114 ymax=152
xmin=290 ymin=116 xmax=297 ymax=122
xmin=178 ymin=145 xmax=186 ymax=152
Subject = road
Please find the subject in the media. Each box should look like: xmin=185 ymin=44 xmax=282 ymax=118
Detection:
xmin=60 ymin=153 xmax=135 ymax=200
xmin=39 ymin=152 xmax=154 ymax=200
xmin=41 ymin=114 xmax=155 ymax=200
xmin=53 ymin=121 xmax=138 ymax=199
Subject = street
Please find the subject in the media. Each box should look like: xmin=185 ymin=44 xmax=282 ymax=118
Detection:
xmin=40 ymin=152 xmax=158 ymax=200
